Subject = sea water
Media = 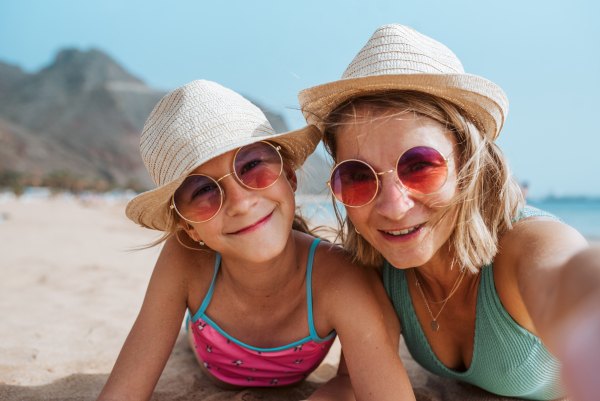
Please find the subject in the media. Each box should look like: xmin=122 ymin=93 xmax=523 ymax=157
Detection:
xmin=528 ymin=198 xmax=600 ymax=240
xmin=297 ymin=196 xmax=600 ymax=241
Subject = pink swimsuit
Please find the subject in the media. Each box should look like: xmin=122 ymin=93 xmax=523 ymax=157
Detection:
xmin=188 ymin=238 xmax=337 ymax=387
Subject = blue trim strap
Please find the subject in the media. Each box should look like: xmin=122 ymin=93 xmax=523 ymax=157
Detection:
xmin=191 ymin=253 xmax=221 ymax=323
xmin=306 ymin=239 xmax=336 ymax=343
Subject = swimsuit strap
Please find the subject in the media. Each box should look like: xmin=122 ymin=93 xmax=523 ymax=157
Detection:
xmin=192 ymin=239 xmax=335 ymax=343
xmin=306 ymin=238 xmax=332 ymax=342
xmin=191 ymin=252 xmax=221 ymax=322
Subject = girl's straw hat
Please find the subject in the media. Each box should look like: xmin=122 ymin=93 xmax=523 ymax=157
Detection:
xmin=299 ymin=24 xmax=508 ymax=139
xmin=126 ymin=80 xmax=320 ymax=231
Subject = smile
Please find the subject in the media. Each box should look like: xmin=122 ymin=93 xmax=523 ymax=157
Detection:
xmin=229 ymin=211 xmax=274 ymax=235
xmin=381 ymin=223 xmax=425 ymax=237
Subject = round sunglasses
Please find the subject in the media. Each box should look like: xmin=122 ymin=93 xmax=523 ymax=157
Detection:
xmin=171 ymin=141 xmax=283 ymax=223
xmin=327 ymin=146 xmax=453 ymax=208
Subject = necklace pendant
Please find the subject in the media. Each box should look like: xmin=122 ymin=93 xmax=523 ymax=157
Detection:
xmin=430 ymin=321 xmax=440 ymax=331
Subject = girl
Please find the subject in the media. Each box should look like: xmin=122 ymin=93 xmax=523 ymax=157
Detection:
xmin=97 ymin=80 xmax=415 ymax=401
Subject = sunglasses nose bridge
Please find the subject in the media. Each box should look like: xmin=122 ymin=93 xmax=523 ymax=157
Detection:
xmin=376 ymin=168 xmax=412 ymax=196
xmin=216 ymin=171 xmax=235 ymax=183
xmin=375 ymin=168 xmax=396 ymax=176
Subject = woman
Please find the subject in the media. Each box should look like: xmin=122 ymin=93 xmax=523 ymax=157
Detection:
xmin=300 ymin=24 xmax=600 ymax=401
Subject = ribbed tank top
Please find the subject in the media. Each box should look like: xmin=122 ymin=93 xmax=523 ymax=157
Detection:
xmin=383 ymin=207 xmax=567 ymax=400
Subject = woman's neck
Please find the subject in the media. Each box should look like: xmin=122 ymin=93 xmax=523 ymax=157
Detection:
xmin=218 ymin=231 xmax=305 ymax=301
xmin=413 ymin=241 xmax=470 ymax=299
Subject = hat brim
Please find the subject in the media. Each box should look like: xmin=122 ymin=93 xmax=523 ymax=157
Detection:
xmin=299 ymin=73 xmax=508 ymax=140
xmin=125 ymin=125 xmax=322 ymax=231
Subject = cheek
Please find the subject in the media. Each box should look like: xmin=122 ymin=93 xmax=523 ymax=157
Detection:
xmin=273 ymin=179 xmax=295 ymax=205
xmin=194 ymin=219 xmax=223 ymax=243
xmin=345 ymin=204 xmax=373 ymax=229
xmin=424 ymin=164 xmax=458 ymax=209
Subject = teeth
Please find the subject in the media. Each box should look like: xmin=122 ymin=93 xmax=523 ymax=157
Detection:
xmin=385 ymin=225 xmax=420 ymax=236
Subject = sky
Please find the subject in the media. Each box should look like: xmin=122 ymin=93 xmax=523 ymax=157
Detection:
xmin=1 ymin=0 xmax=599 ymax=198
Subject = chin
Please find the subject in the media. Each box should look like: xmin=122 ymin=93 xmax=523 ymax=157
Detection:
xmin=380 ymin=240 xmax=437 ymax=269
xmin=236 ymin=235 xmax=289 ymax=263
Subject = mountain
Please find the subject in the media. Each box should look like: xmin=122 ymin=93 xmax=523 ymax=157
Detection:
xmin=0 ymin=116 xmax=99 ymax=181
xmin=0 ymin=49 xmax=166 ymax=189
xmin=0 ymin=62 xmax=31 ymax=98
xmin=0 ymin=49 xmax=329 ymax=194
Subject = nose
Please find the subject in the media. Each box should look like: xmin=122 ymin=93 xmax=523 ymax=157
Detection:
xmin=374 ymin=173 xmax=414 ymax=220
xmin=220 ymin=176 xmax=259 ymax=217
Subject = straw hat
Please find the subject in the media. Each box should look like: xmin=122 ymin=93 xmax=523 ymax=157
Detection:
xmin=126 ymin=80 xmax=320 ymax=231
xmin=299 ymin=24 xmax=508 ymax=139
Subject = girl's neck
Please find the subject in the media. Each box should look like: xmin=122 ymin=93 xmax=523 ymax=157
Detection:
xmin=218 ymin=231 xmax=305 ymax=300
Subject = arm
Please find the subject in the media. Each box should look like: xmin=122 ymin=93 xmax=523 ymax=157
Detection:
xmin=97 ymin=238 xmax=195 ymax=401
xmin=309 ymin=266 xmax=403 ymax=401
xmin=502 ymin=219 xmax=599 ymax=401
xmin=503 ymin=219 xmax=594 ymax=352
xmin=310 ymin=245 xmax=413 ymax=401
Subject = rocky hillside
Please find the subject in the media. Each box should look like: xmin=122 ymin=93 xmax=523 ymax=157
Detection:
xmin=0 ymin=50 xmax=166 ymax=189
xmin=0 ymin=49 xmax=329 ymax=194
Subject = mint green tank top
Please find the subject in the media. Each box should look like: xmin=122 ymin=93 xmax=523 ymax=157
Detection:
xmin=383 ymin=207 xmax=567 ymax=400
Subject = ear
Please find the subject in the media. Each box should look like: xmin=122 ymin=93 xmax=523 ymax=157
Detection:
xmin=180 ymin=222 xmax=200 ymax=242
xmin=283 ymin=165 xmax=298 ymax=193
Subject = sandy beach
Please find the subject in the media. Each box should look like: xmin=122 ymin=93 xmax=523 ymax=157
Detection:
xmin=0 ymin=197 xmax=339 ymax=400
xmin=0 ymin=197 xmax=573 ymax=400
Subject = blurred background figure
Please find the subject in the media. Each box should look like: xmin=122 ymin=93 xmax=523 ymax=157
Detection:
xmin=520 ymin=182 xmax=530 ymax=203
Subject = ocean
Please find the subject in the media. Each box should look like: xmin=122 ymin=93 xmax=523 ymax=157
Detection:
xmin=528 ymin=198 xmax=600 ymax=240
xmin=297 ymin=197 xmax=600 ymax=241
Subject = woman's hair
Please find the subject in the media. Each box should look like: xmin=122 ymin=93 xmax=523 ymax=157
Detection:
xmin=143 ymin=140 xmax=321 ymax=250
xmin=322 ymin=90 xmax=524 ymax=273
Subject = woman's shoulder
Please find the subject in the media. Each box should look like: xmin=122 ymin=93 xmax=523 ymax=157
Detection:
xmin=494 ymin=207 xmax=587 ymax=291
xmin=498 ymin=207 xmax=585 ymax=261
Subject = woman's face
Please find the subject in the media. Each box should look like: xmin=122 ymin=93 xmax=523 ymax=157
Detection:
xmin=181 ymin=147 xmax=297 ymax=263
xmin=335 ymin=108 xmax=459 ymax=269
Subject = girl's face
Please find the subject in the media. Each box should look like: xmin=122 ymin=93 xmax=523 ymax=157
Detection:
xmin=181 ymin=147 xmax=297 ymax=263
xmin=335 ymin=109 xmax=458 ymax=269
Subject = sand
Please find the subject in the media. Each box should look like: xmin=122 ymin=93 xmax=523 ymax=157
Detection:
xmin=0 ymin=197 xmax=557 ymax=400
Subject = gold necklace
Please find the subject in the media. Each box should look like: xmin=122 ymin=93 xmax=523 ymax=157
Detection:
xmin=411 ymin=268 xmax=467 ymax=331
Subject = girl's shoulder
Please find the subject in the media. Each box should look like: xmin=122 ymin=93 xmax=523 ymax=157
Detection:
xmin=302 ymin=234 xmax=372 ymax=296
xmin=158 ymin=234 xmax=217 ymax=273
xmin=154 ymin=235 xmax=219 ymax=303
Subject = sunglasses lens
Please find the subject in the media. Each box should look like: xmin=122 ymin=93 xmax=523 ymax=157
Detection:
xmin=331 ymin=160 xmax=378 ymax=207
xmin=397 ymin=147 xmax=448 ymax=194
xmin=173 ymin=175 xmax=222 ymax=222
xmin=234 ymin=142 xmax=282 ymax=189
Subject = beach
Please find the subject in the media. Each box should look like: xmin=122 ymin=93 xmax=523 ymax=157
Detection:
xmin=0 ymin=197 xmax=582 ymax=400
xmin=0 ymin=197 xmax=340 ymax=400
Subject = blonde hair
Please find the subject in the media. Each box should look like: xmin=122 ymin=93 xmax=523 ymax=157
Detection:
xmin=143 ymin=140 xmax=321 ymax=250
xmin=322 ymin=91 xmax=523 ymax=273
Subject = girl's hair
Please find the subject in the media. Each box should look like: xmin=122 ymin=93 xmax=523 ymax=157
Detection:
xmin=322 ymin=90 xmax=523 ymax=273
xmin=144 ymin=140 xmax=320 ymax=250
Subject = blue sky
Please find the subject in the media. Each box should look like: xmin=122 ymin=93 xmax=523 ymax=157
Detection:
xmin=1 ymin=0 xmax=599 ymax=197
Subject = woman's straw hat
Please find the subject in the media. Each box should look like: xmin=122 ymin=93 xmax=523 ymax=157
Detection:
xmin=299 ymin=24 xmax=508 ymax=139
xmin=126 ymin=80 xmax=320 ymax=231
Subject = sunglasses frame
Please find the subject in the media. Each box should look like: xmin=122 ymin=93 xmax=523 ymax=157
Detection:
xmin=170 ymin=141 xmax=283 ymax=223
xmin=326 ymin=145 xmax=453 ymax=208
